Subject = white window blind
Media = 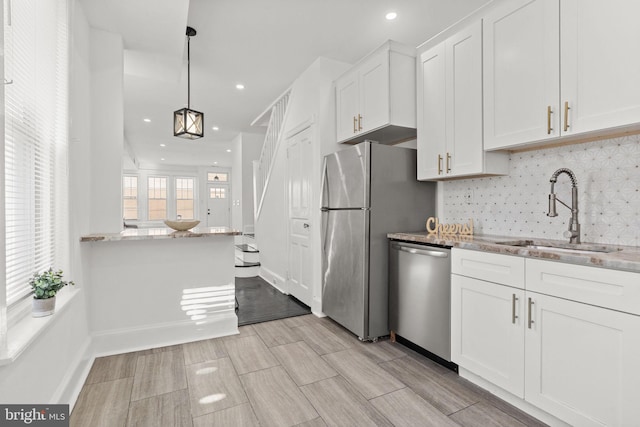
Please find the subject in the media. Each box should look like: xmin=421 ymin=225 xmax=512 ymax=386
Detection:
xmin=123 ymin=176 xmax=138 ymax=220
xmin=4 ymin=0 xmax=69 ymax=306
xmin=176 ymin=177 xmax=194 ymax=219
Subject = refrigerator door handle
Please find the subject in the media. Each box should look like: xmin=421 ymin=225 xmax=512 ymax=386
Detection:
xmin=320 ymin=157 xmax=328 ymax=209
xmin=391 ymin=244 xmax=449 ymax=258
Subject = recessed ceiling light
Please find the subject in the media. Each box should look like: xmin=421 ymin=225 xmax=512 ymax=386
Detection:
xmin=160 ymin=158 xmax=165 ymax=161
xmin=160 ymin=143 xmax=166 ymax=147
xmin=226 ymin=149 xmax=231 ymax=152
xmin=214 ymin=162 xmax=218 ymax=165
xmin=385 ymin=11 xmax=397 ymax=20
xmin=212 ymin=126 xmax=219 ymax=131
xmin=143 ymin=118 xmax=151 ymax=122
xmin=235 ymin=84 xmax=245 ymax=90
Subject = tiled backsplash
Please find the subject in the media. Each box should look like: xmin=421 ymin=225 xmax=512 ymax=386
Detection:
xmin=442 ymin=134 xmax=640 ymax=246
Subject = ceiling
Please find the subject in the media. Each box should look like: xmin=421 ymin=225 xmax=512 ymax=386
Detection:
xmin=80 ymin=0 xmax=492 ymax=169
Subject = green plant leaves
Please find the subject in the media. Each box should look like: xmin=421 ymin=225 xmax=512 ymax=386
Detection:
xmin=29 ymin=267 xmax=74 ymax=299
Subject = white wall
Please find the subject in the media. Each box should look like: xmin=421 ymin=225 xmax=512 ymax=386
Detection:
xmin=231 ymin=132 xmax=265 ymax=233
xmin=90 ymin=28 xmax=124 ymax=233
xmin=0 ymin=0 xmax=94 ymax=406
xmin=231 ymin=134 xmax=243 ymax=230
xmin=256 ymin=57 xmax=350 ymax=310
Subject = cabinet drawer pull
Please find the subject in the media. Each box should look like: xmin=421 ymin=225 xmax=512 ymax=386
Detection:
xmin=547 ymin=106 xmax=553 ymax=134
xmin=353 ymin=116 xmax=357 ymax=133
xmin=437 ymin=154 xmax=443 ymax=175
xmin=527 ymin=297 xmax=534 ymax=329
xmin=446 ymin=152 xmax=451 ymax=173
xmin=358 ymin=114 xmax=363 ymax=131
xmin=564 ymin=101 xmax=570 ymax=132
xmin=512 ymin=294 xmax=518 ymax=324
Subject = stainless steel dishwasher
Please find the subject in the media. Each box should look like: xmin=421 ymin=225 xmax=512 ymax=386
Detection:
xmin=389 ymin=240 xmax=452 ymax=363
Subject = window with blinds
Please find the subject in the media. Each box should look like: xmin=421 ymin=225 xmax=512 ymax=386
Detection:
xmin=4 ymin=0 xmax=70 ymax=307
xmin=176 ymin=177 xmax=194 ymax=219
xmin=123 ymin=176 xmax=138 ymax=220
xmin=148 ymin=176 xmax=167 ymax=220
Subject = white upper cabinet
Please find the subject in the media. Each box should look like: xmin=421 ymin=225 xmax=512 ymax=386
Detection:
xmin=483 ymin=0 xmax=560 ymax=150
xmin=418 ymin=21 xmax=508 ymax=180
xmin=335 ymin=41 xmax=417 ymax=144
xmin=484 ymin=0 xmax=640 ymax=150
xmin=560 ymin=0 xmax=640 ymax=136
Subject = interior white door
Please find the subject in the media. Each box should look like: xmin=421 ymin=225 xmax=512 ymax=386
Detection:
xmin=286 ymin=126 xmax=312 ymax=306
xmin=207 ymin=183 xmax=230 ymax=227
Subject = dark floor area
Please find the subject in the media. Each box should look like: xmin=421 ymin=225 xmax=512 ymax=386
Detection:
xmin=235 ymin=276 xmax=311 ymax=326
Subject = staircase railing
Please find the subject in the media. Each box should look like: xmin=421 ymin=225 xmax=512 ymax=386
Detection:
xmin=252 ymin=88 xmax=291 ymax=219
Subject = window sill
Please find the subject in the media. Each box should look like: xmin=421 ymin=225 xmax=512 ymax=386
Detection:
xmin=0 ymin=288 xmax=83 ymax=365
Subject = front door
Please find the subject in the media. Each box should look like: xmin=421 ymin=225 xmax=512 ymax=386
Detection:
xmin=287 ymin=125 xmax=313 ymax=306
xmin=207 ymin=184 xmax=230 ymax=227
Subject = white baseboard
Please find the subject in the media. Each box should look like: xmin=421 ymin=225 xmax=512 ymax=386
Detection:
xmin=259 ymin=267 xmax=288 ymax=294
xmin=51 ymin=337 xmax=93 ymax=410
xmin=91 ymin=312 xmax=239 ymax=357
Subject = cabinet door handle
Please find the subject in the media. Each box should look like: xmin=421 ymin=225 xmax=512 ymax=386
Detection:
xmin=512 ymin=294 xmax=518 ymax=324
xmin=547 ymin=106 xmax=553 ymax=134
xmin=564 ymin=101 xmax=570 ymax=132
xmin=353 ymin=116 xmax=357 ymax=133
xmin=446 ymin=152 xmax=451 ymax=173
xmin=437 ymin=154 xmax=443 ymax=175
xmin=527 ymin=297 xmax=534 ymax=329
xmin=358 ymin=114 xmax=363 ymax=131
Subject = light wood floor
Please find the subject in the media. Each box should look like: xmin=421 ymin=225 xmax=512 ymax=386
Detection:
xmin=71 ymin=314 xmax=548 ymax=427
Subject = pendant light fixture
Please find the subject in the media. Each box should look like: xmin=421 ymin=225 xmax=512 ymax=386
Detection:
xmin=174 ymin=26 xmax=204 ymax=139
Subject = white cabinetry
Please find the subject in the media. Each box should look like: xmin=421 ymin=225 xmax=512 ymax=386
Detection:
xmin=418 ymin=21 xmax=508 ymax=180
xmin=335 ymin=41 xmax=417 ymax=145
xmin=484 ymin=0 xmax=640 ymax=150
xmin=452 ymin=248 xmax=640 ymax=427
xmin=525 ymin=292 xmax=640 ymax=427
xmin=451 ymin=275 xmax=525 ymax=397
xmin=451 ymin=250 xmax=526 ymax=397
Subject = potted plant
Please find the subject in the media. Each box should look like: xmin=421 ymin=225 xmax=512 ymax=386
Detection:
xmin=29 ymin=268 xmax=74 ymax=317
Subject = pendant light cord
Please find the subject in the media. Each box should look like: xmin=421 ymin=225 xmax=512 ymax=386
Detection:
xmin=187 ymin=34 xmax=191 ymax=109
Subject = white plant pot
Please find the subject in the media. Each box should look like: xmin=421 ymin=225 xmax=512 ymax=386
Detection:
xmin=32 ymin=296 xmax=56 ymax=317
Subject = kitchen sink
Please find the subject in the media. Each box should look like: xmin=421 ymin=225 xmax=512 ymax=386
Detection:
xmin=496 ymin=240 xmax=621 ymax=255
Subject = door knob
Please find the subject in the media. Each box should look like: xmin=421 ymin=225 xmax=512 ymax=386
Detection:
xmin=303 ymin=223 xmax=310 ymax=228
xmin=207 ymin=209 xmax=210 ymax=215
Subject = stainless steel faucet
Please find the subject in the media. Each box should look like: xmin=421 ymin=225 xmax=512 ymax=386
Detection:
xmin=547 ymin=168 xmax=580 ymax=244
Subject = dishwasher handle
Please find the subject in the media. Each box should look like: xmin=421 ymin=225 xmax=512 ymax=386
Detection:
xmin=391 ymin=244 xmax=449 ymax=258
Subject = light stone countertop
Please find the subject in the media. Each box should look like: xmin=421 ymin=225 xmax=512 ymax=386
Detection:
xmin=387 ymin=231 xmax=640 ymax=273
xmin=81 ymin=226 xmax=241 ymax=242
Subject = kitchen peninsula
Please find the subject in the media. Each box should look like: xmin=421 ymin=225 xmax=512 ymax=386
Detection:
xmin=80 ymin=227 xmax=241 ymax=356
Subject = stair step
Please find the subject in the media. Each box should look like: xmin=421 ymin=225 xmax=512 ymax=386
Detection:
xmin=235 ymin=244 xmax=259 ymax=253
xmin=235 ymin=259 xmax=261 ymax=268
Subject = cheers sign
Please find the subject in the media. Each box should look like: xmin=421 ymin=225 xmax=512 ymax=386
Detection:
xmin=426 ymin=217 xmax=474 ymax=236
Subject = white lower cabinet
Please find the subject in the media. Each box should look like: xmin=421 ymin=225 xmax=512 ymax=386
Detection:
xmin=451 ymin=274 xmax=525 ymax=397
xmin=525 ymin=292 xmax=640 ymax=427
xmin=451 ymin=249 xmax=640 ymax=427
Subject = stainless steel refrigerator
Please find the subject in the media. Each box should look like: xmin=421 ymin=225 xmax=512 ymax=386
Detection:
xmin=321 ymin=141 xmax=436 ymax=341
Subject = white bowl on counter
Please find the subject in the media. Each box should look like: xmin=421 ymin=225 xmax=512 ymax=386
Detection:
xmin=164 ymin=219 xmax=200 ymax=231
